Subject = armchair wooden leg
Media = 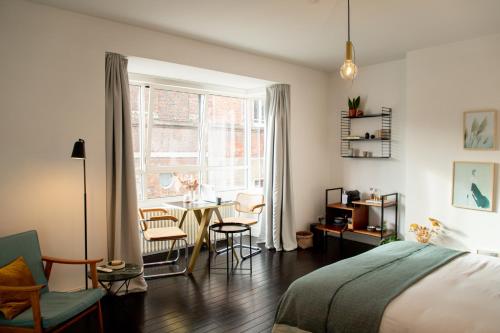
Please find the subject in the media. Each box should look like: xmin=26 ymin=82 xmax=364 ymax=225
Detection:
xmin=29 ymin=289 xmax=42 ymax=333
xmin=97 ymin=301 xmax=104 ymax=333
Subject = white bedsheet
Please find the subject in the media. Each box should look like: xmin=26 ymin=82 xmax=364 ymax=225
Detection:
xmin=273 ymin=253 xmax=500 ymax=333
xmin=380 ymin=253 xmax=500 ymax=333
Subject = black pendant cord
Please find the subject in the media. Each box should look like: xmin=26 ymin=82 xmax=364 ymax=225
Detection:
xmin=347 ymin=0 xmax=350 ymax=42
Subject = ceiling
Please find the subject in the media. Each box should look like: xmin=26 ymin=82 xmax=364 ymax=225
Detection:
xmin=30 ymin=0 xmax=500 ymax=71
xmin=128 ymin=56 xmax=273 ymax=90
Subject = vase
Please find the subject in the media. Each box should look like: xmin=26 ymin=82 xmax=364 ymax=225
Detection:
xmin=348 ymin=108 xmax=357 ymax=117
xmin=183 ymin=192 xmax=192 ymax=203
xmin=415 ymin=233 xmax=431 ymax=243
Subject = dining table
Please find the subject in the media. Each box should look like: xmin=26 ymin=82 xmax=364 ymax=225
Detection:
xmin=163 ymin=200 xmax=235 ymax=274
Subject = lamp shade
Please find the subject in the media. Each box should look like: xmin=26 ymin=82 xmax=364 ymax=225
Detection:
xmin=71 ymin=139 xmax=86 ymax=159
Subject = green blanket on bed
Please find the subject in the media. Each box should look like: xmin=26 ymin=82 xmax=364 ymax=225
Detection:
xmin=274 ymin=241 xmax=465 ymax=333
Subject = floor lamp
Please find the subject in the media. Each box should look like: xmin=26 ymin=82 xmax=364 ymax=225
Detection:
xmin=71 ymin=138 xmax=88 ymax=290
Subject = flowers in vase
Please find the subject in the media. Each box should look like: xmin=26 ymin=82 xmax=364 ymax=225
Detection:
xmin=409 ymin=218 xmax=441 ymax=244
xmin=178 ymin=175 xmax=199 ymax=191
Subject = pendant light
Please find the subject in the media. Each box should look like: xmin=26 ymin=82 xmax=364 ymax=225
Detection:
xmin=340 ymin=0 xmax=358 ymax=80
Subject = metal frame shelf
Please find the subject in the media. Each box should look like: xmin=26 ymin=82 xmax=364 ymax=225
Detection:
xmin=341 ymin=107 xmax=392 ymax=158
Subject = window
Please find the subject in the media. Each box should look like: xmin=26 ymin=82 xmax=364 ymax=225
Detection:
xmin=131 ymin=79 xmax=265 ymax=202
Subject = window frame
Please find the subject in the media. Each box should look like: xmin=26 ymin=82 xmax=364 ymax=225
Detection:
xmin=129 ymin=74 xmax=265 ymax=205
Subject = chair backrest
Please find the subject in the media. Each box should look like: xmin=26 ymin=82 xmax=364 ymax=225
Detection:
xmin=0 ymin=230 xmax=48 ymax=293
xmin=235 ymin=193 xmax=265 ymax=214
xmin=138 ymin=208 xmax=178 ymax=231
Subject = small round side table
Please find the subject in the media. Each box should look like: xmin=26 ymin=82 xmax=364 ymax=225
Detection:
xmin=88 ymin=263 xmax=143 ymax=296
xmin=209 ymin=222 xmax=252 ymax=277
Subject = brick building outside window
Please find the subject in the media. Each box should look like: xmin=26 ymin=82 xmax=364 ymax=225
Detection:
xmin=129 ymin=79 xmax=265 ymax=202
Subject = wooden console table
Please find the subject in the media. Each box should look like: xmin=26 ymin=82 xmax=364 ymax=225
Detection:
xmin=318 ymin=187 xmax=398 ymax=245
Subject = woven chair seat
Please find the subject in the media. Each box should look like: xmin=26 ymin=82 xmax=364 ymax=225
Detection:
xmin=144 ymin=227 xmax=187 ymax=241
xmin=220 ymin=216 xmax=258 ymax=226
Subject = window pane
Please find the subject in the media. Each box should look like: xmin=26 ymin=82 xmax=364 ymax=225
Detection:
xmin=253 ymin=99 xmax=265 ymax=125
xmin=205 ymin=168 xmax=246 ymax=191
xmin=135 ymin=174 xmax=143 ymax=200
xmin=149 ymin=88 xmax=200 ymax=168
xmin=205 ymin=95 xmax=246 ymax=167
xmin=250 ymin=109 xmax=265 ymax=188
xmin=250 ymin=158 xmax=265 ymax=188
xmin=145 ymin=171 xmax=199 ymax=199
xmin=129 ymin=85 xmax=141 ymax=154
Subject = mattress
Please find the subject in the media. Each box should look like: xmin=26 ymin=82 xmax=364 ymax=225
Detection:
xmin=273 ymin=248 xmax=500 ymax=333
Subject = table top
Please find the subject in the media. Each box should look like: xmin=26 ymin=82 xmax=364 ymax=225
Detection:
xmin=90 ymin=263 xmax=143 ymax=282
xmin=209 ymin=222 xmax=250 ymax=234
xmin=315 ymin=224 xmax=347 ymax=235
xmin=164 ymin=200 xmax=235 ymax=211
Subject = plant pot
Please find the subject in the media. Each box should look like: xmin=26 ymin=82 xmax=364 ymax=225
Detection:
xmin=348 ymin=108 xmax=357 ymax=117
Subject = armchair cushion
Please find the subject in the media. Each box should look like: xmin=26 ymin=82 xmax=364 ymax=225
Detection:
xmin=0 ymin=231 xmax=48 ymax=293
xmin=0 ymin=257 xmax=36 ymax=319
xmin=0 ymin=289 xmax=105 ymax=329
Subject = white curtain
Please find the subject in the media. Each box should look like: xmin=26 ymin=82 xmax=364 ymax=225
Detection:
xmin=105 ymin=53 xmax=147 ymax=292
xmin=260 ymin=84 xmax=297 ymax=251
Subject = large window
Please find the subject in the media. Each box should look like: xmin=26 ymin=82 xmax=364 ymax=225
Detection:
xmin=130 ymin=79 xmax=265 ymax=202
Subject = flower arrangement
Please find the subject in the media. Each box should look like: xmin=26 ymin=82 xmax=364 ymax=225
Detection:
xmin=409 ymin=218 xmax=441 ymax=243
xmin=178 ymin=175 xmax=199 ymax=192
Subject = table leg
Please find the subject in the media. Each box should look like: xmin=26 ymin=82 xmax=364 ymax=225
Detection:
xmin=166 ymin=210 xmax=188 ymax=260
xmin=194 ymin=209 xmax=215 ymax=252
xmin=213 ymin=208 xmax=239 ymax=262
xmin=188 ymin=208 xmax=213 ymax=273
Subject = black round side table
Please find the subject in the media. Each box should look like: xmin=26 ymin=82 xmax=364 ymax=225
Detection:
xmin=88 ymin=263 xmax=143 ymax=295
xmin=209 ymin=222 xmax=252 ymax=277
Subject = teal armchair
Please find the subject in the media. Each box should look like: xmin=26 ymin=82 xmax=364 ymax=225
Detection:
xmin=0 ymin=230 xmax=105 ymax=333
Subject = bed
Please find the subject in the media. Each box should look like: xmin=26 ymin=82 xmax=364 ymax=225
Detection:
xmin=273 ymin=241 xmax=500 ymax=333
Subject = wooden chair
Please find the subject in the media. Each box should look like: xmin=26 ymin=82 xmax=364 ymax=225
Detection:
xmin=138 ymin=208 xmax=188 ymax=278
xmin=217 ymin=193 xmax=265 ymax=260
xmin=0 ymin=230 xmax=104 ymax=333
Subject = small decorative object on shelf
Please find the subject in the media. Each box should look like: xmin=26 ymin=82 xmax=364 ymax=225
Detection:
xmin=348 ymin=96 xmax=361 ymax=117
xmin=409 ymin=218 xmax=441 ymax=243
xmin=341 ymin=106 xmax=392 ymax=158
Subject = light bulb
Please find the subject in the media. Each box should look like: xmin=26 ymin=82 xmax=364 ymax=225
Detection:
xmin=340 ymin=59 xmax=358 ymax=80
xmin=340 ymin=41 xmax=358 ymax=80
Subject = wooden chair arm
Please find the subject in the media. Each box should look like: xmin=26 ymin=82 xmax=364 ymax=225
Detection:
xmin=42 ymin=256 xmax=103 ymax=265
xmin=42 ymin=256 xmax=102 ymax=288
xmin=251 ymin=203 xmax=266 ymax=212
xmin=0 ymin=285 xmax=43 ymax=331
xmin=145 ymin=215 xmax=178 ymax=222
xmin=139 ymin=215 xmax=178 ymax=231
xmin=140 ymin=208 xmax=168 ymax=213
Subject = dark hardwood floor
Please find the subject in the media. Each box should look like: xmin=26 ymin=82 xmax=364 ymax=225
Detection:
xmin=71 ymin=238 xmax=373 ymax=333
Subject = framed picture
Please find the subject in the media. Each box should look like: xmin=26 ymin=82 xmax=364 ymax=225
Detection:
xmin=463 ymin=110 xmax=497 ymax=150
xmin=452 ymin=161 xmax=495 ymax=212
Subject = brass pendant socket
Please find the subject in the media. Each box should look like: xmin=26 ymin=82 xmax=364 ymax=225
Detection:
xmin=345 ymin=41 xmax=354 ymax=61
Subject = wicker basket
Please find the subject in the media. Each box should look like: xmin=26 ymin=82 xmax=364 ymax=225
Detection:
xmin=296 ymin=231 xmax=313 ymax=249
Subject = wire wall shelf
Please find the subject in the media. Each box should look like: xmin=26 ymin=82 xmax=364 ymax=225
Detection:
xmin=341 ymin=107 xmax=392 ymax=159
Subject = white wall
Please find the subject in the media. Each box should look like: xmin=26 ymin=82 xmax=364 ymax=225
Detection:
xmin=0 ymin=0 xmax=330 ymax=290
xmin=328 ymin=34 xmax=500 ymax=250
xmin=328 ymin=60 xmax=406 ymax=242
xmin=406 ymin=34 xmax=500 ymax=251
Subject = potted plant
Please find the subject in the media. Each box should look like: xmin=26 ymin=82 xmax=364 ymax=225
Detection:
xmin=348 ymin=96 xmax=360 ymax=117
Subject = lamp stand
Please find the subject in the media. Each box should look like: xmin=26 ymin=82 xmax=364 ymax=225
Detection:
xmin=83 ymin=158 xmax=88 ymax=290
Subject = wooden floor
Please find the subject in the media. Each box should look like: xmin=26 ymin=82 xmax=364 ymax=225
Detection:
xmin=71 ymin=238 xmax=372 ymax=333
